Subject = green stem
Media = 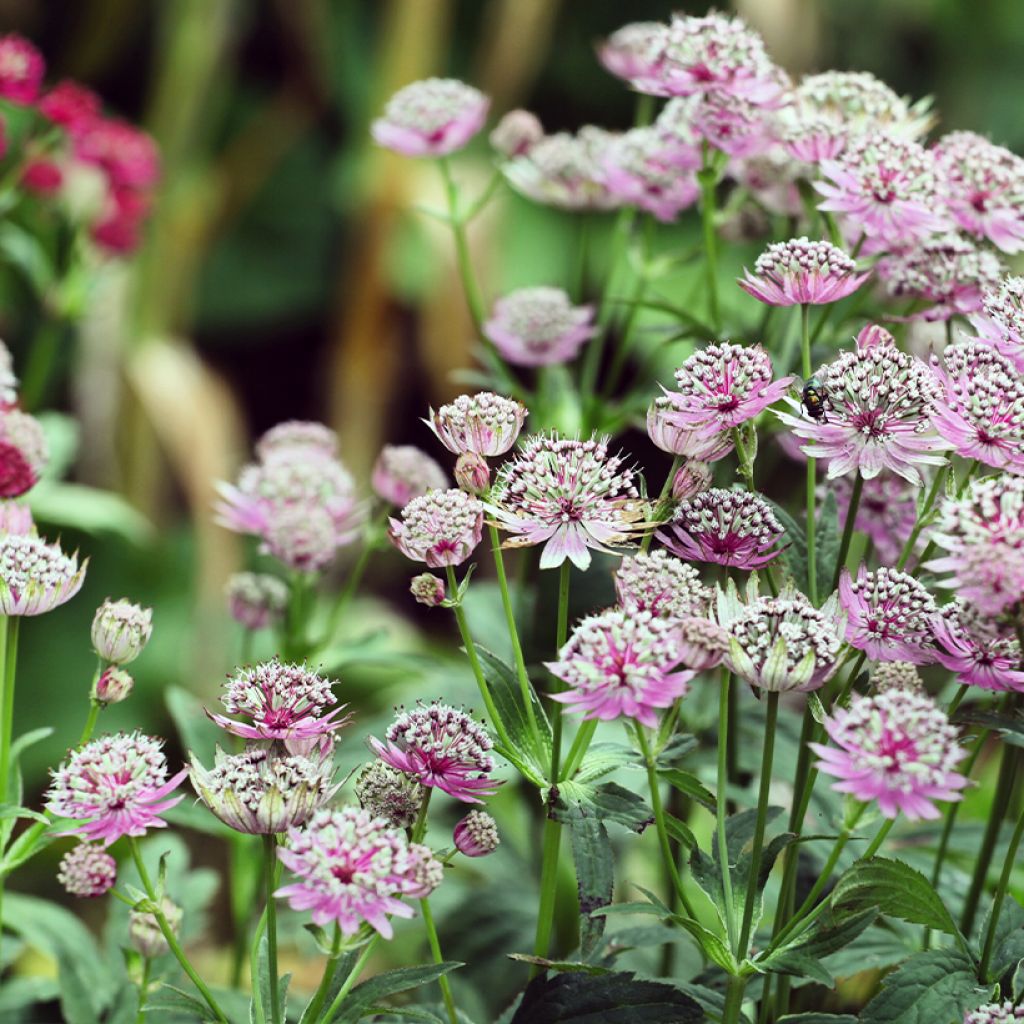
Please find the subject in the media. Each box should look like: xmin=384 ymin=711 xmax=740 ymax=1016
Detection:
xmin=229 ymin=834 xmax=255 ymax=988
xmin=301 ymin=925 xmax=342 ymax=1024
xmin=732 ymin=428 xmax=756 ymax=491
xmin=0 ymin=615 xmax=18 ymax=965
xmin=79 ymin=700 xmax=102 ymax=746
xmin=698 ymin=149 xmax=720 ymax=333
xmin=717 ymin=670 xmax=738 ymax=953
xmin=979 ymin=801 xmax=1024 ymax=980
xmin=722 ymin=976 xmax=747 ymax=1024
xmin=264 ymin=834 xmax=281 ymax=1024
xmin=320 ymin=936 xmax=379 ymax=1024
xmin=420 ymin=898 xmax=458 ymax=1024
xmin=128 ymin=839 xmax=227 ymax=1023
xmin=801 ymin=304 xmax=818 ymax=605
xmin=135 ymin=957 xmax=152 ymax=1024
xmin=549 ymin=561 xmax=572 ymax=781
xmin=560 ymin=719 xmax=599 ymax=782
xmin=19 ymin=316 xmax=66 ymax=412
xmin=895 ymin=465 xmax=948 ymax=571
xmin=832 ymin=471 xmax=863 ymax=591
xmin=641 ymin=455 xmax=682 ymax=554
xmin=438 ymin=157 xmax=485 ymax=332
xmin=532 ymin=817 xmax=563 ymax=968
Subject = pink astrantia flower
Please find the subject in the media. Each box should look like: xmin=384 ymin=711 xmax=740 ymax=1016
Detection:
xmin=75 ymin=119 xmax=160 ymax=190
xmin=926 ymin=474 xmax=1024 ymax=616
xmin=484 ymin=287 xmax=596 ymax=367
xmin=256 ymin=421 xmax=339 ymax=464
xmin=931 ymin=599 xmax=1024 ymax=692
xmin=0 ymin=34 xmax=44 ymax=104
xmin=613 ymin=550 xmax=711 ymax=621
xmin=488 ymin=435 xmax=645 ymax=570
xmin=815 ymin=132 xmax=950 ymax=247
xmin=208 ymin=659 xmax=351 ymax=755
xmin=371 ymin=78 xmax=489 ymax=157
xmin=690 ymin=89 xmax=779 ymax=159
xmin=0 ymin=408 xmax=48 ymax=497
xmin=970 ymin=276 xmax=1024 ymax=372
xmin=276 ymin=807 xmax=442 ymax=937
xmin=602 ymin=126 xmax=700 ymax=222
xmin=965 ymin=1003 xmax=1024 ymax=1024
xmin=46 ymin=732 xmax=187 ymax=846
xmin=427 ymin=392 xmax=527 ymax=457
xmin=388 ymin=488 xmax=484 ymax=568
xmin=739 ymin=237 xmax=869 ymax=307
xmin=834 ymin=471 xmax=919 ymax=566
xmin=776 ymin=325 xmax=948 ymax=486
xmin=646 ymin=397 xmax=734 ymax=461
xmin=39 ymin=80 xmax=101 ymax=136
xmin=811 ymin=688 xmax=967 ymax=820
xmin=453 ymin=810 xmax=500 ymax=857
xmin=489 ymin=109 xmax=543 ymax=159
xmin=597 ymin=22 xmax=669 ymax=85
xmin=369 ymin=702 xmax=499 ymax=804
xmin=545 ymin=608 xmax=695 ymax=728
xmin=933 ymin=131 xmax=1024 ymax=254
xmin=225 ymin=572 xmax=288 ymax=631
xmin=371 ymin=445 xmax=448 ymax=507
xmin=658 ymin=488 xmax=786 ymax=570
xmin=839 ymin=566 xmax=937 ymax=664
xmin=22 ymin=159 xmax=63 ymax=196
xmin=58 ymin=843 xmax=117 ymax=898
xmin=672 ymin=460 xmax=714 ymax=501
xmin=929 ymin=341 xmax=1024 ymax=474
xmin=0 ymin=532 xmax=86 ymax=616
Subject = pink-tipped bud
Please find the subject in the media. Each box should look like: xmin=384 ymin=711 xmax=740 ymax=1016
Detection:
xmin=453 ymin=810 xmax=500 ymax=857
xmin=0 ymin=409 xmax=48 ymax=498
xmin=93 ymin=666 xmax=134 ymax=705
xmin=490 ymin=109 xmax=544 ymax=158
xmin=856 ymin=323 xmax=895 ymax=351
xmin=130 ymin=897 xmax=182 ymax=958
xmin=57 ymin=842 xmax=116 ymax=898
xmin=672 ymin=460 xmax=713 ymax=501
xmin=91 ymin=598 xmax=153 ymax=665
xmin=455 ymin=452 xmax=490 ymax=495
xmin=410 ymin=573 xmax=446 ymax=607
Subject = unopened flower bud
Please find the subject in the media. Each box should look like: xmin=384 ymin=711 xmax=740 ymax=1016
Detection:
xmin=130 ymin=896 xmax=182 ymax=958
xmin=455 ymin=452 xmax=490 ymax=495
xmin=58 ymin=842 xmax=116 ymax=898
xmin=672 ymin=461 xmax=713 ymax=501
xmin=490 ymin=109 xmax=544 ymax=158
xmin=856 ymin=323 xmax=895 ymax=350
xmin=453 ymin=810 xmax=500 ymax=857
xmin=410 ymin=573 xmax=446 ymax=608
xmin=0 ymin=501 xmax=33 ymax=536
xmin=870 ymin=661 xmax=923 ymax=693
xmin=93 ymin=666 xmax=134 ymax=705
xmin=355 ymin=761 xmax=425 ymax=829
xmin=225 ymin=571 xmax=289 ymax=631
xmin=91 ymin=599 xmax=153 ymax=665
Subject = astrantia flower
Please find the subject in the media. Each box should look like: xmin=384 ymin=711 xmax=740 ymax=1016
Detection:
xmin=672 ymin=460 xmax=714 ymax=501
xmin=276 ymin=807 xmax=442 ymax=937
xmin=690 ymin=89 xmax=779 ymax=159
xmin=427 ymin=392 xmax=527 ymax=457
xmin=933 ymin=131 xmax=1024 ymax=254
xmin=483 ymin=287 xmax=596 ymax=367
xmin=39 ymin=80 xmax=101 ymax=136
xmin=453 ymin=810 xmax=500 ymax=858
xmin=0 ymin=34 xmax=44 ymax=103
xmin=927 ymin=475 xmax=1024 ymax=615
xmin=597 ymin=22 xmax=668 ymax=86
xmin=58 ymin=843 xmax=116 ymax=898
xmin=76 ymin=119 xmax=160 ymax=190
xmin=372 ymin=445 xmax=448 ymax=507
xmin=225 ymin=571 xmax=289 ymax=631
xmin=614 ymin=550 xmax=710 ymax=621
xmin=545 ymin=608 xmax=695 ymax=727
xmin=91 ymin=598 xmax=153 ymax=665
xmin=839 ymin=566 xmax=937 ymax=664
xmin=931 ymin=599 xmax=1024 ymax=692
xmin=965 ymin=1003 xmax=1024 ymax=1024
xmin=970 ymin=276 xmax=1024 ymax=372
xmin=388 ymin=489 xmax=483 ymax=568
xmin=209 ymin=659 xmax=351 ymax=755
xmin=602 ymin=126 xmax=700 ymax=222
xmin=488 ymin=435 xmax=644 ymax=570
xmin=815 ymin=132 xmax=950 ymax=247
xmin=355 ymin=761 xmax=425 ymax=829
xmin=454 ymin=452 xmax=489 ymax=495
xmin=489 ymin=109 xmax=543 ymax=158
xmin=0 ymin=533 xmax=86 ymax=616
xmin=0 ymin=409 xmax=48 ymax=497
xmin=879 ymin=234 xmax=1003 ymax=321
xmin=46 ymin=732 xmax=187 ymax=846
xmin=870 ymin=661 xmax=922 ymax=693
xmin=675 ymin=616 xmax=730 ymax=671
xmin=93 ymin=666 xmax=134 ymax=705
xmin=371 ymin=78 xmax=489 ymax=157
xmin=834 ymin=471 xmax=919 ymax=566
xmin=369 ymin=702 xmax=499 ymax=804
xmin=190 ymin=744 xmax=338 ymax=835
xmin=929 ymin=341 xmax=1024 ymax=474
xmin=739 ymin=237 xmax=868 ymax=307
xmin=646 ymin=397 xmax=734 ymax=461
xmin=811 ymin=689 xmax=968 ymax=820
xmin=658 ymin=489 xmax=786 ymax=570
xmin=728 ymin=148 xmax=804 ymax=219
xmin=256 ymin=421 xmax=339 ymax=464
xmin=777 ymin=326 xmax=948 ymax=486
xmin=262 ymin=503 xmax=342 ymax=572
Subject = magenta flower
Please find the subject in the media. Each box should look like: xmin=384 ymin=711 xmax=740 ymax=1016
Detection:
xmin=834 ymin=471 xmax=918 ymax=566
xmin=613 ymin=550 xmax=710 ymax=621
xmin=597 ymin=22 xmax=668 ymax=86
xmin=39 ymin=80 xmax=101 ymax=136
xmin=0 ymin=533 xmax=87 ymax=616
xmin=690 ymin=89 xmax=779 ymax=159
xmin=484 ymin=287 xmax=596 ymax=367
xmin=970 ymin=276 xmax=1024 ymax=372
xmin=427 ymin=392 xmax=527 ymax=457
xmin=646 ymin=397 xmax=734 ymax=461
xmin=933 ymin=131 xmax=1024 ymax=254
xmin=929 ymin=341 xmax=1024 ymax=474
xmin=931 ymin=600 xmax=1024 ymax=693
xmin=839 ymin=566 xmax=937 ymax=664
xmin=545 ymin=609 xmax=695 ymax=728
xmin=777 ymin=326 xmax=948 ymax=486
xmin=602 ymin=126 xmax=700 ymax=222
xmin=58 ymin=843 xmax=117 ymax=898
xmin=208 ymin=659 xmax=351 ymax=755
xmin=369 ymin=702 xmax=499 ymax=804
xmin=811 ymin=689 xmax=968 ymax=821
xmin=256 ymin=421 xmax=339 ymax=464
xmin=372 ymin=445 xmax=448 ymax=507
xmin=488 ymin=435 xmax=644 ymax=571
xmin=0 ymin=34 xmax=44 ymax=103
xmin=388 ymin=488 xmax=484 ymax=568
xmin=815 ymin=133 xmax=950 ymax=247
xmin=927 ymin=475 xmax=1024 ymax=616
xmin=453 ymin=810 xmax=500 ymax=858
xmin=75 ymin=118 xmax=160 ymax=190
xmin=225 ymin=571 xmax=289 ymax=631
xmin=46 ymin=732 xmax=187 ymax=846
xmin=965 ymin=1003 xmax=1024 ymax=1024
xmin=739 ymin=238 xmax=868 ymax=307
xmin=658 ymin=489 xmax=786 ymax=570
xmin=0 ymin=408 xmax=48 ymax=497
xmin=276 ymin=807 xmax=442 ymax=937
xmin=371 ymin=78 xmax=489 ymax=158
xmin=489 ymin=109 xmax=543 ymax=159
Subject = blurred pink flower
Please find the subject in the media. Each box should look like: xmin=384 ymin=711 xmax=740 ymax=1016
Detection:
xmin=484 ymin=287 xmax=596 ymax=367
xmin=388 ymin=488 xmax=483 ymax=568
xmin=602 ymin=126 xmax=699 ymax=222
xmin=256 ymin=421 xmax=339 ymax=463
xmin=970 ymin=276 xmax=1024 ymax=372
xmin=58 ymin=843 xmax=117 ymax=898
xmin=597 ymin=22 xmax=668 ymax=86
xmin=0 ymin=408 xmax=47 ymax=497
xmin=931 ymin=599 xmax=1024 ymax=692
xmin=76 ymin=118 xmax=160 ymax=190
xmin=372 ymin=445 xmax=448 ymax=507
xmin=739 ymin=237 xmax=868 ymax=307
xmin=0 ymin=34 xmax=44 ymax=104
xmin=371 ymin=78 xmax=488 ymax=157
xmin=489 ymin=109 xmax=543 ymax=159
xmin=225 ymin=571 xmax=288 ymax=631
xmin=38 ymin=80 xmax=101 ymax=136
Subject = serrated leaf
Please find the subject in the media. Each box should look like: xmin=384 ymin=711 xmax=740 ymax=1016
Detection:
xmin=335 ymin=962 xmax=463 ymax=1023
xmin=558 ymin=804 xmax=614 ymax=960
xmin=574 ymin=743 xmax=638 ymax=785
xmin=664 ymin=814 xmax=697 ymax=851
xmin=769 ymin=499 xmax=809 ymax=594
xmin=656 ymin=768 xmax=716 ymax=812
xmin=554 ymin=781 xmax=653 ymax=834
xmin=507 ymin=955 xmax=613 ymax=976
xmin=815 ymin=491 xmax=840 ymax=596
xmin=298 ymin=950 xmax=359 ymax=1024
xmin=671 ymin=914 xmax=738 ymax=974
xmin=757 ymin=908 xmax=878 ymax=986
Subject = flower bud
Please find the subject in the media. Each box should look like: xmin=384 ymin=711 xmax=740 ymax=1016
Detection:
xmin=455 ymin=452 xmax=490 ymax=495
xmin=130 ymin=897 xmax=182 ymax=959
xmin=856 ymin=323 xmax=895 ymax=350
xmin=672 ymin=460 xmax=713 ymax=501
xmin=489 ymin=109 xmax=543 ymax=158
xmin=225 ymin=571 xmax=288 ymax=631
xmin=355 ymin=761 xmax=425 ymax=829
xmin=453 ymin=810 xmax=500 ymax=857
xmin=93 ymin=666 xmax=134 ymax=705
xmin=57 ymin=842 xmax=116 ymax=898
xmin=410 ymin=573 xmax=445 ymax=608
xmin=91 ymin=599 xmax=153 ymax=665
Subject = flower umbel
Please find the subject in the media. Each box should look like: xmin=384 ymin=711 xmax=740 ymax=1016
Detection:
xmin=388 ymin=489 xmax=484 ymax=568
xmin=58 ymin=843 xmax=117 ymax=898
xmin=931 ymin=600 xmax=1024 ymax=692
xmin=372 ymin=445 xmax=449 ymax=507
xmin=739 ymin=238 xmax=868 ymax=307
xmin=371 ymin=78 xmax=489 ymax=157
xmin=355 ymin=761 xmax=425 ymax=829
xmin=0 ymin=532 xmax=87 ymax=616
xmin=225 ymin=572 xmax=289 ymax=631
xmin=427 ymin=392 xmax=527 ymax=456
xmin=91 ymin=598 xmax=153 ymax=665
xmin=970 ymin=275 xmax=1024 ymax=373
xmin=613 ymin=550 xmax=710 ymax=621
xmin=484 ymin=287 xmax=596 ymax=367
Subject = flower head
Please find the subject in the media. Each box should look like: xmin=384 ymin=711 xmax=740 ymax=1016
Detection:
xmin=545 ymin=609 xmax=694 ymax=728
xmin=488 ymin=435 xmax=644 ymax=571
xmin=965 ymin=1003 xmax=1024 ymax=1024
xmin=839 ymin=566 xmax=937 ymax=664
xmin=489 ymin=109 xmax=543 ymax=158
xmin=970 ymin=276 xmax=1024 ymax=372
xmin=91 ymin=598 xmax=153 ymax=665
xmin=130 ymin=897 xmax=182 ymax=958
xmin=646 ymin=397 xmax=734 ymax=461
xmin=262 ymin=503 xmax=342 ymax=572
xmin=598 ymin=22 xmax=668 ymax=85
xmin=256 ymin=421 xmax=339 ymax=464
xmin=689 ymin=90 xmax=779 ymax=159
xmin=369 ymin=702 xmax=498 ymax=804
xmin=0 ymin=34 xmax=44 ymax=103
xmin=484 ymin=287 xmax=596 ymax=367
xmin=0 ymin=409 xmax=48 ymax=497
xmin=602 ymin=126 xmax=699 ymax=222
xmin=372 ymin=445 xmax=448 ymax=507
xmin=58 ymin=843 xmax=117 ymax=898
xmin=427 ymin=392 xmax=527 ymax=456
xmin=225 ymin=571 xmax=289 ymax=631
xmin=388 ymin=489 xmax=483 ymax=568
xmin=870 ymin=661 xmax=923 ymax=693
xmin=75 ymin=118 xmax=160 ymax=190
xmin=675 ymin=616 xmax=730 ymax=671
xmin=409 ymin=573 xmax=446 ymax=608
xmin=453 ymin=811 xmax=500 ymax=858
xmin=276 ymin=807 xmax=442 ymax=936
xmin=371 ymin=78 xmax=489 ymax=157
xmin=209 ymin=659 xmax=351 ymax=755
xmin=777 ymin=326 xmax=947 ymax=486
xmin=190 ymin=744 xmax=338 ymax=835
xmin=834 ymin=471 xmax=919 ymax=566
xmin=39 ymin=80 xmax=101 ymax=136
xmin=46 ymin=732 xmax=187 ymax=846
xmin=739 ymin=238 xmax=868 ymax=307
xmin=810 ymin=688 xmax=967 ymax=820
xmin=0 ymin=533 xmax=86 ymax=616
xmin=355 ymin=761 xmax=425 ymax=829
xmin=658 ymin=489 xmax=786 ymax=570
xmin=931 ymin=599 xmax=1024 ymax=692
xmin=613 ymin=550 xmax=710 ymax=621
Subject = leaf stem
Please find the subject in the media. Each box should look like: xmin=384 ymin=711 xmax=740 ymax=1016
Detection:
xmin=717 ymin=669 xmax=738 ymax=954
xmin=0 ymin=615 xmax=18 ymax=964
xmin=419 ymin=897 xmax=458 ymax=1024
xmin=979 ymin=800 xmax=1024 ymax=980
xmin=319 ymin=936 xmax=379 ymax=1024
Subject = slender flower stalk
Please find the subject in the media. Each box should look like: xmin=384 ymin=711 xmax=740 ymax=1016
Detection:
xmin=699 ymin=145 xmax=720 ymax=332
xmin=801 ymin=304 xmax=818 ymax=604
xmin=319 ymin=936 xmax=381 ymax=1024
xmin=264 ymin=834 xmax=281 ymax=1024
xmin=716 ymin=670 xmax=738 ymax=953
xmin=979 ymin=800 xmax=1024 ymax=979
xmin=832 ymin=472 xmax=863 ymax=590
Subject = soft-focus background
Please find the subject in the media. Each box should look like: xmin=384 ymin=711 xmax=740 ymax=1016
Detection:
xmin=4 ymin=0 xmax=1024 ymax=1012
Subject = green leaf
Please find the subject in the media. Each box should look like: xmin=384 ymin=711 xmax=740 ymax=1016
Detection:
xmin=553 ymin=780 xmax=653 ymax=834
xmin=0 ymin=221 xmax=53 ymax=293
xmin=334 ymin=962 xmax=463 ymax=1023
xmin=815 ymin=491 xmax=840 ymax=596
xmin=980 ymin=896 xmax=1024 ymax=982
xmin=29 ymin=482 xmax=153 ymax=544
xmin=664 ymin=814 xmax=697 ymax=852
xmin=656 ymin=768 xmax=716 ymax=812
xmin=561 ymin=808 xmax=614 ymax=960
xmin=507 ymin=954 xmax=613 ymax=976
xmin=858 ymin=949 xmax=989 ymax=1024
xmin=574 ymin=743 xmax=638 ymax=784
xmin=166 ymin=685 xmax=224 ymax=766
xmin=757 ymin=908 xmax=878 ymax=986
xmin=778 ymin=1016 xmax=858 ymax=1024
xmin=297 ymin=950 xmax=359 ymax=1024
xmin=0 ymin=976 xmax=60 ymax=1014
xmin=671 ymin=914 xmax=738 ymax=975
xmin=769 ymin=499 xmax=809 ymax=594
